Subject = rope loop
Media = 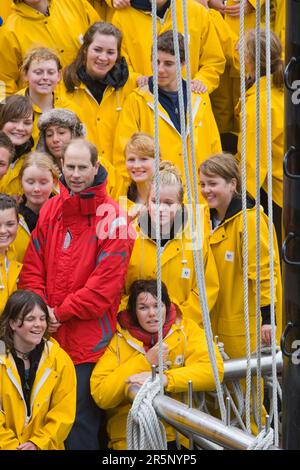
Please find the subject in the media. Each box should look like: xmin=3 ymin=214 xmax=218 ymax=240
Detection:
xmin=127 ymin=377 xmax=168 ymax=450
xmin=247 ymin=427 xmax=274 ymax=450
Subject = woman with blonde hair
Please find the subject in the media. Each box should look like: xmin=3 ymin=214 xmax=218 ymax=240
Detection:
xmin=120 ymin=132 xmax=159 ymax=219
xmin=120 ymin=160 xmax=219 ymax=328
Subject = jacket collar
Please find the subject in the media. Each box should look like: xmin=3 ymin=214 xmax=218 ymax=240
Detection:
xmin=58 ymin=165 xmax=108 ymax=216
xmin=210 ymin=194 xmax=255 ymax=225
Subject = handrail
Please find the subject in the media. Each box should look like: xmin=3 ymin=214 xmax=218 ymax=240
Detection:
xmin=127 ymin=385 xmax=280 ymax=450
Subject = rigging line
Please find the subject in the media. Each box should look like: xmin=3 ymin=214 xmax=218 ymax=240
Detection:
xmin=239 ymin=0 xmax=252 ymax=433
xmin=171 ymin=0 xmax=226 ymax=421
xmin=255 ymin=0 xmax=262 ymax=432
xmin=265 ymin=0 xmax=279 ymax=447
xmin=151 ymin=0 xmax=164 ymax=394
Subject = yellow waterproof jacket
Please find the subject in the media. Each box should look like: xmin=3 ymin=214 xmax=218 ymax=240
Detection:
xmin=0 ymin=246 xmax=22 ymax=315
xmin=17 ymin=87 xmax=82 ymax=149
xmin=236 ymin=76 xmax=284 ymax=208
xmin=0 ymin=338 xmax=76 ymax=450
xmin=12 ymin=216 xmax=31 ymax=263
xmin=112 ymin=0 xmax=225 ymax=93
xmin=90 ymin=317 xmax=224 ymax=450
xmin=0 ymin=0 xmax=12 ymax=22
xmin=58 ymin=72 xmax=139 ymax=163
xmin=119 ymin=208 xmax=219 ymax=327
xmin=87 ymin=0 xmax=114 ymax=21
xmin=225 ymin=0 xmax=265 ymax=35
xmin=272 ymin=0 xmax=285 ymax=50
xmin=0 ymin=0 xmax=100 ymax=95
xmin=208 ymin=200 xmax=282 ymax=359
xmin=113 ymin=85 xmax=221 ymax=188
xmin=0 ymin=153 xmax=27 ymax=197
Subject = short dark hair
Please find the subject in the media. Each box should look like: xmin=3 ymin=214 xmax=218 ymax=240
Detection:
xmin=62 ymin=138 xmax=98 ymax=166
xmin=0 ymin=95 xmax=33 ymax=131
xmin=0 ymin=193 xmax=19 ymax=220
xmin=157 ymin=30 xmax=185 ymax=64
xmin=0 ymin=131 xmax=14 ymax=163
xmin=0 ymin=290 xmax=50 ymax=351
xmin=127 ymin=279 xmax=171 ymax=326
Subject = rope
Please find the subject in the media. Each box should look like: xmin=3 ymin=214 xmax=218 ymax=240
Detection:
xmin=255 ymin=0 xmax=262 ymax=432
xmin=151 ymin=0 xmax=164 ymax=394
xmin=247 ymin=427 xmax=274 ymax=450
xmin=126 ymin=377 xmax=168 ymax=450
xmin=239 ymin=0 xmax=252 ymax=433
xmin=170 ymin=0 xmax=226 ymax=422
xmin=265 ymin=0 xmax=279 ymax=447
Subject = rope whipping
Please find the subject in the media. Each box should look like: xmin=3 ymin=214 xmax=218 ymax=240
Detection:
xmin=171 ymin=0 xmax=226 ymax=421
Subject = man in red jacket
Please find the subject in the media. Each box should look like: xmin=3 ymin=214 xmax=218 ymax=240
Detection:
xmin=20 ymin=138 xmax=135 ymax=450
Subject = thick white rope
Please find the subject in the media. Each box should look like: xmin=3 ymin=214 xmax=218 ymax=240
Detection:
xmin=265 ymin=0 xmax=279 ymax=447
xmin=247 ymin=427 xmax=274 ymax=450
xmin=239 ymin=0 xmax=252 ymax=433
xmin=255 ymin=0 xmax=263 ymax=432
xmin=126 ymin=377 xmax=168 ymax=450
xmin=151 ymin=0 xmax=164 ymax=394
xmin=170 ymin=0 xmax=226 ymax=421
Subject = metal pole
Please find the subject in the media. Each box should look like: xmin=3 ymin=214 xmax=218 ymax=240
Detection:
xmin=127 ymin=385 xmax=280 ymax=450
xmin=282 ymin=0 xmax=300 ymax=450
xmin=223 ymin=350 xmax=283 ymax=380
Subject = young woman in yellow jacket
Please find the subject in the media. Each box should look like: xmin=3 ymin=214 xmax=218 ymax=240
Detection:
xmin=0 ymin=0 xmax=100 ymax=96
xmin=60 ymin=22 xmax=140 ymax=164
xmin=91 ymin=279 xmax=224 ymax=450
xmin=119 ymin=132 xmax=157 ymax=218
xmin=237 ymin=29 xmax=284 ymax=246
xmin=0 ymin=95 xmax=34 ymax=198
xmin=17 ymin=47 xmax=81 ymax=148
xmin=120 ymin=161 xmax=219 ymax=327
xmin=0 ymin=290 xmax=76 ymax=450
xmin=199 ymin=153 xmax=282 ymax=359
xmin=113 ymin=31 xmax=221 ymax=189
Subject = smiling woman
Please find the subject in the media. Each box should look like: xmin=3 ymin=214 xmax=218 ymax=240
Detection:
xmin=0 ymin=289 xmax=76 ymax=450
xmin=60 ymin=21 xmax=140 ymax=163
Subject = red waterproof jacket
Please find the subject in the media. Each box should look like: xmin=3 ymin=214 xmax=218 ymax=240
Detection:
xmin=20 ymin=169 xmax=135 ymax=364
